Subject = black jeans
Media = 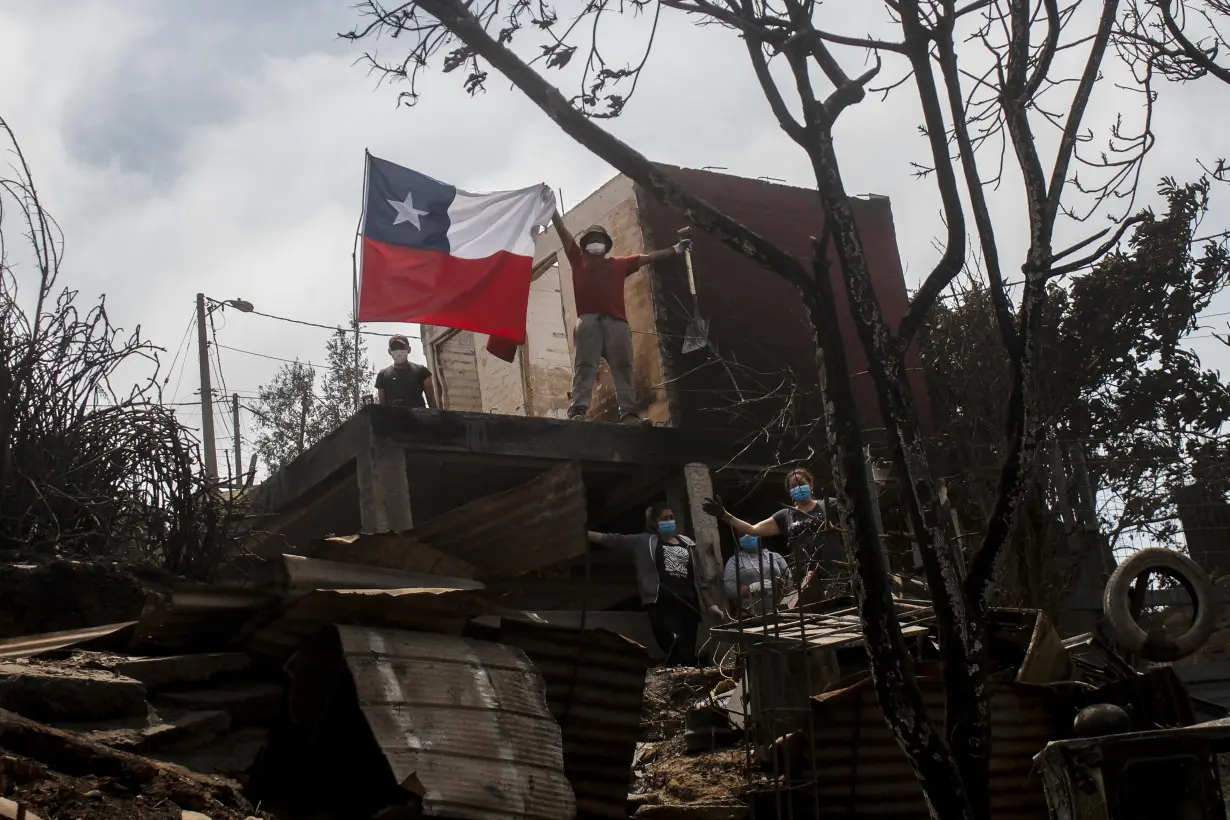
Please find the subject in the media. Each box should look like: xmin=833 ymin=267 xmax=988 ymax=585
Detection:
xmin=646 ymin=595 xmax=701 ymax=667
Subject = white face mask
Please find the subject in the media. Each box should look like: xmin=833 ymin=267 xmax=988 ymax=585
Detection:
xmin=390 ymin=349 xmax=409 ymax=364
xmin=584 ymin=242 xmax=607 ymax=256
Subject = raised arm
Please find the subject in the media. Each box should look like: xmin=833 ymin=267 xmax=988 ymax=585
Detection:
xmin=588 ymin=531 xmax=643 ymax=552
xmin=701 ymin=496 xmax=782 ymax=538
xmin=626 ymin=237 xmax=691 ymax=271
xmin=552 ymin=212 xmax=579 ymax=258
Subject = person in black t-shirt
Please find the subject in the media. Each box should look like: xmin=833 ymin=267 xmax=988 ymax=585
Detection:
xmin=703 ymin=468 xmax=843 ymax=594
xmin=375 ymin=334 xmax=437 ymax=409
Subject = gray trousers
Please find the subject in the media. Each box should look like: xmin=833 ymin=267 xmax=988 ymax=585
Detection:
xmin=571 ymin=313 xmax=635 ymax=417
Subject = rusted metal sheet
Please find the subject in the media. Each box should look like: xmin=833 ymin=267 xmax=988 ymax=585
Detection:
xmin=0 ymin=622 xmax=137 ymax=659
xmin=301 ymin=531 xmax=477 ymax=579
xmin=803 ymin=674 xmax=1065 ymax=819
xmin=245 ymin=587 xmax=482 ymax=660
xmin=272 ymin=554 xmax=484 ymax=594
xmin=336 ymin=625 xmax=575 ymax=820
xmin=414 ymin=462 xmax=587 ymax=580
xmin=500 ymin=618 xmax=651 ymax=819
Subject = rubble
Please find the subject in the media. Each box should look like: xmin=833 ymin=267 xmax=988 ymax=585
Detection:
xmin=631 ymin=668 xmax=746 ymax=812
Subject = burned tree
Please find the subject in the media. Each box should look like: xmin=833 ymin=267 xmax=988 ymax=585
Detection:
xmin=345 ymin=1 xmax=1163 ymax=816
xmin=0 ymin=117 xmax=233 ymax=580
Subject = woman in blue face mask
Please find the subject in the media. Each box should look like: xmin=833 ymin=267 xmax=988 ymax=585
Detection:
xmin=587 ymin=502 xmax=713 ymax=666
xmin=702 ymin=468 xmax=837 ymax=582
xmin=723 ymin=534 xmax=792 ymax=615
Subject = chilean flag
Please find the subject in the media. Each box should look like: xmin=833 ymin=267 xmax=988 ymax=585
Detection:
xmin=358 ymin=154 xmax=554 ymax=362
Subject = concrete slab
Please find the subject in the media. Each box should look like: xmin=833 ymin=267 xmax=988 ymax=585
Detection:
xmin=64 ymin=707 xmax=232 ymax=753
xmin=0 ymin=662 xmax=147 ymax=722
xmin=112 ymin=653 xmax=250 ymax=690
xmin=153 ymin=682 xmax=283 ymax=726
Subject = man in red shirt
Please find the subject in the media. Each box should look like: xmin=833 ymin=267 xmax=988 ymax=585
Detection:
xmin=551 ymin=212 xmax=690 ymax=423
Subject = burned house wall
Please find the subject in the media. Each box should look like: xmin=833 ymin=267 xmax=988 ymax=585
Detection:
xmin=523 ymin=261 xmax=573 ymax=418
xmin=636 ymin=166 xmax=933 ymax=447
xmin=425 ymin=330 xmax=484 ymax=413
xmin=477 ymin=343 xmax=527 ymax=415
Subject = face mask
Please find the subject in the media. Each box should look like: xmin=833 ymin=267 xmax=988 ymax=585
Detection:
xmin=585 ymin=242 xmax=607 ymax=255
xmin=790 ymin=484 xmax=812 ymax=504
xmin=390 ymin=349 xmax=409 ymax=364
xmin=739 ymin=535 xmax=759 ymax=552
xmin=657 ymin=521 xmax=677 ymax=537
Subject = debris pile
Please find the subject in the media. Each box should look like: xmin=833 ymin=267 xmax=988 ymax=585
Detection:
xmin=0 ymin=534 xmax=652 ymax=820
xmin=629 ymin=667 xmax=746 ymax=817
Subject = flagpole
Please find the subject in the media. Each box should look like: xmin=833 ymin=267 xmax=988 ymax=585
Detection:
xmin=352 ymin=150 xmax=371 ymax=411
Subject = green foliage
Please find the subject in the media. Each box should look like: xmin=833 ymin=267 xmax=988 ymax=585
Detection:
xmin=251 ymin=322 xmax=372 ymax=474
xmin=922 ymin=178 xmax=1230 ymax=551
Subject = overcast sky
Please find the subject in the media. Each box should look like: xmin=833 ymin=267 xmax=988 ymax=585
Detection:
xmin=1 ymin=0 xmax=1228 ymax=468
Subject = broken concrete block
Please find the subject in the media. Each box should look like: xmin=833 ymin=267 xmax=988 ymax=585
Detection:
xmin=69 ymin=708 xmax=232 ymax=753
xmin=182 ymin=811 xmax=213 ymax=820
xmin=112 ymin=653 xmax=250 ymax=689
xmin=152 ymin=726 xmax=270 ymax=778
xmin=0 ymin=663 xmax=147 ymax=722
xmin=153 ymin=682 xmax=283 ymax=725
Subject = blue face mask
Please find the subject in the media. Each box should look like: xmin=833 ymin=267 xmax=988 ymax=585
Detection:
xmin=790 ymin=484 xmax=812 ymax=504
xmin=657 ymin=520 xmax=677 ymax=537
xmin=739 ymin=535 xmax=759 ymax=552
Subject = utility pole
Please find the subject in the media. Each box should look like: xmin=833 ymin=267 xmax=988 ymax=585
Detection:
xmin=196 ymin=293 xmax=218 ymax=478
xmin=232 ymin=393 xmax=242 ymax=486
xmin=353 ymin=318 xmax=361 ymax=412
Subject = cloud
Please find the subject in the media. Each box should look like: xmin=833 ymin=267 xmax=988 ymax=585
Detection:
xmin=1 ymin=0 xmax=1227 ymax=460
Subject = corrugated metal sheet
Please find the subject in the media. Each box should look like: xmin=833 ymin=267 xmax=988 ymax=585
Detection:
xmin=414 ymin=462 xmax=587 ymax=580
xmin=245 ymin=587 xmax=482 ymax=660
xmin=500 ymin=618 xmax=651 ymax=819
xmin=272 ymin=554 xmax=484 ymax=594
xmin=336 ymin=625 xmax=575 ymax=820
xmin=0 ymin=621 xmax=137 ymax=659
xmin=300 ymin=531 xmax=477 ymax=579
xmin=802 ymin=673 xmax=1065 ymax=819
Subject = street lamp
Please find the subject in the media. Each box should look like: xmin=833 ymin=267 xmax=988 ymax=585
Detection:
xmin=195 ymin=295 xmax=256 ymax=480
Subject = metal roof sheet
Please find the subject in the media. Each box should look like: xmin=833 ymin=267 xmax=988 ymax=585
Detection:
xmin=414 ymin=462 xmax=587 ymax=580
xmin=803 ymin=674 xmax=1064 ymax=818
xmin=336 ymin=626 xmax=575 ymax=820
xmin=501 ymin=619 xmax=650 ymax=819
xmin=244 ymin=587 xmax=482 ymax=660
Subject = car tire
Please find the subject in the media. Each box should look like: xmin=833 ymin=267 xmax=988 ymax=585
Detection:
xmin=1102 ymin=547 xmax=1218 ymax=662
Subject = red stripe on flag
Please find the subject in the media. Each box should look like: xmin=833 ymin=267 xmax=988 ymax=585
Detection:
xmin=358 ymin=238 xmax=531 ymax=358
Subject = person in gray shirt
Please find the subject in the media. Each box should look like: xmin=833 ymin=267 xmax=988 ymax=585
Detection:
xmin=724 ymin=534 xmax=792 ymax=616
xmin=588 ymin=502 xmax=719 ymax=666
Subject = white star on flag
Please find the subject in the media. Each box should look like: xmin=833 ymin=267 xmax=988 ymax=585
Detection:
xmin=388 ymin=191 xmax=429 ymax=229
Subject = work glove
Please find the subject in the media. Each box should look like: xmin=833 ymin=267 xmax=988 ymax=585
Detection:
xmin=701 ymin=495 xmax=729 ymax=522
xmin=672 ymin=237 xmax=693 ymax=256
xmin=539 ymin=185 xmax=558 ymax=216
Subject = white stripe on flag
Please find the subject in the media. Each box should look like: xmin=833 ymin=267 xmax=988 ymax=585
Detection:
xmin=445 ymin=184 xmax=554 ymax=260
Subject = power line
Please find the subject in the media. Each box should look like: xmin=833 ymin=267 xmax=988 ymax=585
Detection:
xmin=215 ymin=343 xmax=326 ymax=370
xmin=207 ymin=298 xmax=421 ymax=340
